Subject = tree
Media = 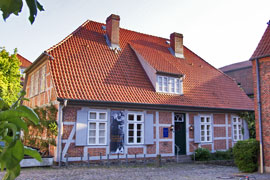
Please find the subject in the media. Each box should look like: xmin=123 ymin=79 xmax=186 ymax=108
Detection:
xmin=0 ymin=48 xmax=22 ymax=106
xmin=0 ymin=92 xmax=41 ymax=180
xmin=0 ymin=0 xmax=44 ymax=24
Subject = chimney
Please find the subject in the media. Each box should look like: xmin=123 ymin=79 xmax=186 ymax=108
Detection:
xmin=170 ymin=32 xmax=184 ymax=58
xmin=106 ymin=14 xmax=120 ymax=49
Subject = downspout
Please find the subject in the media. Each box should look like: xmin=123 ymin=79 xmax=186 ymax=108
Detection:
xmin=256 ymin=58 xmax=264 ymax=173
xmin=57 ymin=99 xmax=68 ymax=167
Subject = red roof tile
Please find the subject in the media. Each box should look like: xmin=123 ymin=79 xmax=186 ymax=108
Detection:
xmin=46 ymin=20 xmax=253 ymax=111
xmin=251 ymin=21 xmax=270 ymax=59
xmin=17 ymin=54 xmax=32 ymax=68
xmin=219 ymin=60 xmax=252 ymax=72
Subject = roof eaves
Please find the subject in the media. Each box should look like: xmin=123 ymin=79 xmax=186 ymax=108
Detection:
xmin=24 ymin=52 xmax=50 ymax=74
xmin=249 ymin=54 xmax=270 ymax=61
xmin=57 ymin=98 xmax=254 ymax=112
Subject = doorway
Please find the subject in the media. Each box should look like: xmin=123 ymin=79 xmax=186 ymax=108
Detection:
xmin=174 ymin=113 xmax=186 ymax=155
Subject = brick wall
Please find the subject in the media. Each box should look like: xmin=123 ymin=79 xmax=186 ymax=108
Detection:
xmin=252 ymin=57 xmax=270 ymax=169
xmin=128 ymin=147 xmax=144 ymax=155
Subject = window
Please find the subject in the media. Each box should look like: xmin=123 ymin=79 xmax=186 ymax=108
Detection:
xmin=157 ymin=75 xmax=182 ymax=94
xmin=34 ymin=71 xmax=39 ymax=95
xmin=200 ymin=115 xmax=212 ymax=142
xmin=30 ymin=75 xmax=34 ymax=97
xmin=88 ymin=111 xmax=107 ymax=145
xmin=232 ymin=116 xmax=243 ymax=141
xmin=40 ymin=65 xmax=46 ymax=92
xmin=127 ymin=112 xmax=144 ymax=144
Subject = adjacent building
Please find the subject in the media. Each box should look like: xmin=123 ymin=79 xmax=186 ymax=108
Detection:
xmin=17 ymin=54 xmax=32 ymax=85
xmin=220 ymin=60 xmax=253 ymax=98
xmin=23 ymin=14 xmax=253 ymax=163
xmin=251 ymin=20 xmax=270 ymax=173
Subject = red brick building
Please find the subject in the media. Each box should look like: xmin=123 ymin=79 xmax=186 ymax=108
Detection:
xmin=220 ymin=60 xmax=253 ymax=98
xmin=23 ymin=14 xmax=253 ymax=163
xmin=251 ymin=20 xmax=270 ymax=173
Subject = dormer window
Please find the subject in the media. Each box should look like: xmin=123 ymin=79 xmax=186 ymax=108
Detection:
xmin=157 ymin=75 xmax=183 ymax=94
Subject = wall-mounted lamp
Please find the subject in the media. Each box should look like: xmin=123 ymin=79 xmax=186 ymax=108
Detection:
xmin=189 ymin=125 xmax=194 ymax=131
xmin=170 ymin=125 xmax=174 ymax=131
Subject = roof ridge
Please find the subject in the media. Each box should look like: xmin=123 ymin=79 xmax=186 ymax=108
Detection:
xmin=46 ymin=20 xmax=90 ymax=53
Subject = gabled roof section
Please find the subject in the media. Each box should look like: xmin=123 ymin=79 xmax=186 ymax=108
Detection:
xmin=250 ymin=21 xmax=270 ymax=60
xmin=45 ymin=19 xmax=253 ymax=111
xmin=219 ymin=60 xmax=251 ymax=72
xmin=17 ymin=54 xmax=32 ymax=68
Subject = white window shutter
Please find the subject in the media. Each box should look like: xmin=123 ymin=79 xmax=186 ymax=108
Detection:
xmin=75 ymin=110 xmax=88 ymax=146
xmin=144 ymin=114 xmax=154 ymax=145
xmin=194 ymin=115 xmax=201 ymax=143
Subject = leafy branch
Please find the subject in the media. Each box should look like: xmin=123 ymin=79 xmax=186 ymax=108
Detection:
xmin=0 ymin=0 xmax=44 ymax=24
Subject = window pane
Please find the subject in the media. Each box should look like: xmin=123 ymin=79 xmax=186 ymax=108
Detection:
xmin=128 ymin=137 xmax=134 ymax=143
xmin=176 ymin=79 xmax=180 ymax=93
xmin=99 ymin=123 xmax=105 ymax=130
xmin=207 ymin=137 xmax=210 ymax=141
xmin=129 ymin=124 xmax=134 ymax=129
xmin=137 ymin=115 xmax=142 ymax=121
xmin=201 ymin=131 xmax=204 ymax=136
xmin=129 ymin=130 xmax=134 ymax=136
xmin=201 ymin=137 xmax=205 ymax=141
xmin=233 ymin=118 xmax=236 ymax=123
xmin=90 ymin=112 xmax=97 ymax=119
xmin=99 ymin=130 xmax=105 ymax=136
xmin=158 ymin=77 xmax=162 ymax=91
xmin=170 ymin=78 xmax=175 ymax=92
xmin=137 ymin=137 xmax=141 ymax=143
xmin=207 ymin=125 xmax=210 ymax=130
xmin=201 ymin=125 xmax=204 ymax=130
xmin=137 ymin=124 xmax=142 ymax=130
xmin=201 ymin=117 xmax=204 ymax=123
xmin=89 ymin=137 xmax=95 ymax=144
xmin=164 ymin=77 xmax=168 ymax=92
xmin=99 ymin=113 xmax=106 ymax=120
xmin=99 ymin=137 xmax=105 ymax=144
xmin=206 ymin=117 xmax=210 ymax=123
xmin=137 ymin=131 xmax=141 ymax=136
xmin=89 ymin=123 xmax=96 ymax=129
xmin=89 ymin=130 xmax=96 ymax=136
xmin=128 ymin=114 xmax=134 ymax=121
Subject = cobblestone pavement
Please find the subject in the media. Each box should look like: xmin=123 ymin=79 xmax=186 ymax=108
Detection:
xmin=1 ymin=163 xmax=270 ymax=180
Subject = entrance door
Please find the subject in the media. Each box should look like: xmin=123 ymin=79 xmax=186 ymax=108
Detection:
xmin=174 ymin=113 xmax=186 ymax=155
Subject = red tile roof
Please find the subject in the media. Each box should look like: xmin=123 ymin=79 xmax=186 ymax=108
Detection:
xmin=251 ymin=21 xmax=270 ymax=59
xmin=46 ymin=20 xmax=253 ymax=111
xmin=17 ymin=54 xmax=32 ymax=68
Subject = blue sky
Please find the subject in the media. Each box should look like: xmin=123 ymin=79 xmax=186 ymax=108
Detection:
xmin=0 ymin=0 xmax=269 ymax=68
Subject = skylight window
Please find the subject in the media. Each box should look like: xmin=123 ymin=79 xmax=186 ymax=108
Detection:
xmin=156 ymin=75 xmax=183 ymax=94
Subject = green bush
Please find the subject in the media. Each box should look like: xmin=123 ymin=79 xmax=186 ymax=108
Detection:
xmin=233 ymin=139 xmax=259 ymax=172
xmin=211 ymin=149 xmax=234 ymax=160
xmin=194 ymin=148 xmax=211 ymax=161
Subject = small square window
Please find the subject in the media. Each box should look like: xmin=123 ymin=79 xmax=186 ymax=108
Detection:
xmin=128 ymin=114 xmax=134 ymax=121
xmin=99 ymin=113 xmax=106 ymax=120
xmin=137 ymin=115 xmax=142 ymax=121
xmin=90 ymin=112 xmax=97 ymax=119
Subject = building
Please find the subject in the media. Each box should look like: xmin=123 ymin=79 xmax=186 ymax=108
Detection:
xmin=251 ymin=20 xmax=270 ymax=173
xmin=220 ymin=60 xmax=253 ymax=98
xmin=23 ymin=14 xmax=253 ymax=163
xmin=17 ymin=54 xmax=32 ymax=85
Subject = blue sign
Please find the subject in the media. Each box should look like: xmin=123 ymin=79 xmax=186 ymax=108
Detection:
xmin=163 ymin=128 xmax=169 ymax=138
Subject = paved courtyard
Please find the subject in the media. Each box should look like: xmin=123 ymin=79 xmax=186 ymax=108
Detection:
xmin=1 ymin=163 xmax=270 ymax=180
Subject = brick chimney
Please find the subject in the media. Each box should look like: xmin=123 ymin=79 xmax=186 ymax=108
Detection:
xmin=170 ymin=32 xmax=184 ymax=58
xmin=106 ymin=14 xmax=120 ymax=49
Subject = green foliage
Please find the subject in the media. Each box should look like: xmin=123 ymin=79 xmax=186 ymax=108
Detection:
xmin=233 ymin=139 xmax=259 ymax=172
xmin=0 ymin=48 xmax=22 ymax=106
xmin=238 ymin=112 xmax=255 ymax=139
xmin=193 ymin=148 xmax=211 ymax=161
xmin=23 ymin=103 xmax=58 ymax=155
xmin=0 ymin=93 xmax=41 ymax=180
xmin=0 ymin=0 xmax=44 ymax=24
xmin=211 ymin=149 xmax=234 ymax=160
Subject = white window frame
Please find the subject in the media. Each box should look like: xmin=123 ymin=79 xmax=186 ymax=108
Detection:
xmin=156 ymin=75 xmax=182 ymax=94
xmin=200 ymin=115 xmax=212 ymax=143
xmin=34 ymin=70 xmax=39 ymax=96
xmin=87 ymin=110 xmax=107 ymax=145
xmin=40 ymin=65 xmax=46 ymax=93
xmin=232 ymin=116 xmax=243 ymax=141
xmin=127 ymin=112 xmax=144 ymax=145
